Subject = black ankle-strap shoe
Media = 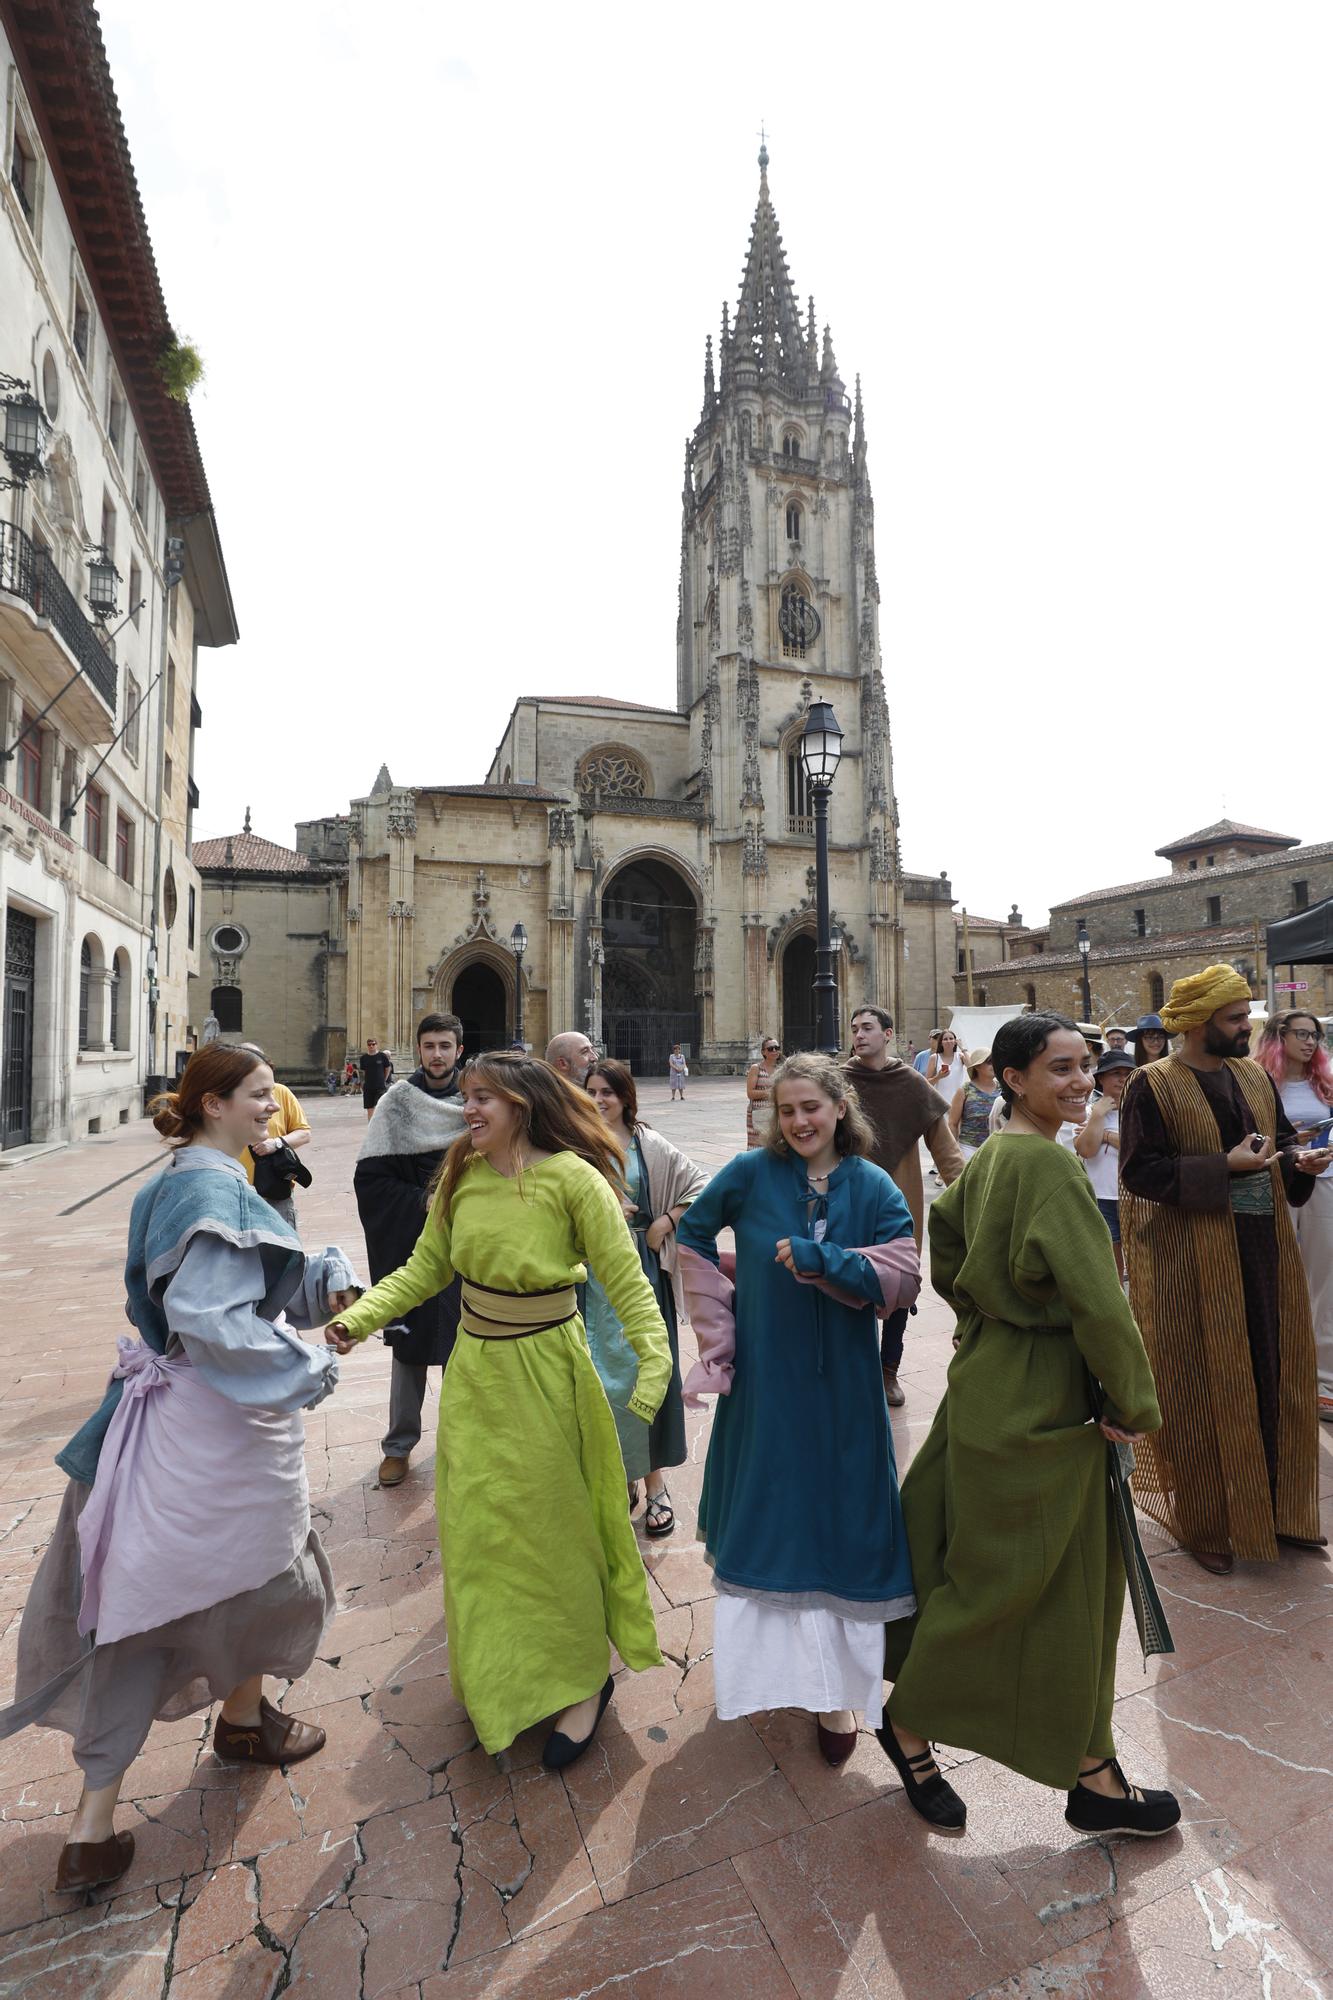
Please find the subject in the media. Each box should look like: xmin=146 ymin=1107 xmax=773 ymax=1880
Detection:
xmin=875 ymin=1723 xmax=967 ymax=1831
xmin=542 ymin=1676 xmax=614 ymax=1771
xmin=1065 ymin=1757 xmax=1181 ymax=1837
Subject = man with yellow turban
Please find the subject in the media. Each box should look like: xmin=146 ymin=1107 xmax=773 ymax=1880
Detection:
xmin=1119 ymin=965 xmax=1326 ymax=1574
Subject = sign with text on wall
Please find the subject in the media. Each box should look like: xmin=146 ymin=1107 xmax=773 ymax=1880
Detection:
xmin=1275 ymin=981 xmax=1310 ymax=992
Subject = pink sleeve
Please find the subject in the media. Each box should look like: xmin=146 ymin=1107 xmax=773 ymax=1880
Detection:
xmin=789 ymin=1238 xmax=922 ymax=1317
xmin=678 ymin=1245 xmax=737 ymax=1404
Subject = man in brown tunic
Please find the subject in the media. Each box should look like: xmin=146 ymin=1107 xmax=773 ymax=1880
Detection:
xmin=1120 ymin=964 xmax=1326 ymax=1574
xmin=845 ymin=1006 xmax=963 ymax=1404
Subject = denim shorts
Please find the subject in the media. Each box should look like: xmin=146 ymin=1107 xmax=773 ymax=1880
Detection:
xmin=1096 ymin=1196 xmax=1121 ymax=1244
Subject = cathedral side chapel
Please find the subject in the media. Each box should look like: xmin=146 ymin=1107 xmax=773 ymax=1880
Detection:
xmin=196 ymin=149 xmax=959 ymax=1075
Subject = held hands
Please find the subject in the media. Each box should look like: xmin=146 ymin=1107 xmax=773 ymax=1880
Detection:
xmin=1098 ymin=1420 xmax=1145 ymax=1444
xmin=1226 ymin=1133 xmax=1276 ymax=1173
xmin=324 ymin=1322 xmax=356 ymax=1355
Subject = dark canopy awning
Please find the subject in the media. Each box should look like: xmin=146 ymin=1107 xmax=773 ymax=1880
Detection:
xmin=1267 ymin=897 xmax=1333 ymax=965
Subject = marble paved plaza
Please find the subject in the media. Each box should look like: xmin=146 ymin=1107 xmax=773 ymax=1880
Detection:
xmin=1 ymin=1078 xmax=1332 ymax=1998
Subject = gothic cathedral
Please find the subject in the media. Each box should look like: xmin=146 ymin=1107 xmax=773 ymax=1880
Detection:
xmin=197 ymin=149 xmax=955 ymax=1078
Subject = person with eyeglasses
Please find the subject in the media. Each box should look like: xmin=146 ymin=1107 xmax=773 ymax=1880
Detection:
xmin=1256 ymin=1011 xmax=1333 ymax=1424
xmin=746 ymin=1037 xmax=782 ymax=1148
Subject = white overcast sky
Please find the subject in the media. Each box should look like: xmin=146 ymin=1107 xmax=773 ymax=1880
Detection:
xmin=98 ymin=1 xmax=1332 ymax=925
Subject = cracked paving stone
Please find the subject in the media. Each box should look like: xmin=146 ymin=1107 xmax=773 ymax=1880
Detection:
xmin=561 ymin=1705 xmax=809 ymax=1905
xmin=417 ymin=1859 xmax=795 ymax=1998
xmin=972 ymin=1863 xmax=1330 ymax=1999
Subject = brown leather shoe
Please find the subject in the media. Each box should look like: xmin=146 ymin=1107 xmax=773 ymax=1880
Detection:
xmin=817 ymin=1719 xmax=859 ymax=1766
xmin=882 ymin=1370 xmax=906 ymax=1408
xmin=213 ymin=1697 xmax=326 ymax=1766
xmin=1189 ymin=1547 xmax=1234 ymax=1575
xmin=378 ymin=1454 xmax=409 ymax=1486
xmin=55 ymin=1829 xmax=134 ymax=1897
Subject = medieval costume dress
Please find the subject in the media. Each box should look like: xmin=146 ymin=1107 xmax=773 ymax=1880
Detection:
xmin=845 ymin=1055 xmax=963 ymax=1382
xmin=582 ymin=1124 xmax=706 ymax=1480
xmin=0 ymin=1147 xmax=356 ymax=1788
xmin=354 ymin=1068 xmax=467 ymax=1459
xmin=332 ymin=1153 xmax=672 ymax=1754
xmin=1120 ymin=1055 xmax=1322 ymax=1561
xmin=884 ymin=1135 xmax=1162 ymax=1789
xmin=677 ymin=1149 xmax=920 ymax=1725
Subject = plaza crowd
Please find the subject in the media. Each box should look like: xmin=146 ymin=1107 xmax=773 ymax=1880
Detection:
xmin=1 ymin=965 xmax=1328 ymax=1892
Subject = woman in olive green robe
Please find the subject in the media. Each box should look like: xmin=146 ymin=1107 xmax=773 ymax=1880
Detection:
xmin=884 ymin=1014 xmax=1169 ymax=1817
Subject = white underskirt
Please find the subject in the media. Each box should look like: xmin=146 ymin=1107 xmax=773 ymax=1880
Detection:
xmin=712 ymin=1595 xmax=886 ymax=1727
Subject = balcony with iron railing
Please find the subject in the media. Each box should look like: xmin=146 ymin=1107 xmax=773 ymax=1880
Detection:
xmin=0 ymin=520 xmax=118 ymax=743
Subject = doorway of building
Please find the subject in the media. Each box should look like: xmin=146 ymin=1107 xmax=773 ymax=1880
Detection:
xmin=2 ymin=909 xmax=37 ymax=1149
xmin=601 ymin=858 xmax=698 ymax=1074
xmin=780 ymin=930 xmax=817 ymax=1053
xmin=452 ymin=960 xmax=508 ymax=1053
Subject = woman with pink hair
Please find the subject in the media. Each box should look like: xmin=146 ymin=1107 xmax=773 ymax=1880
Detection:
xmin=1257 ymin=1011 xmax=1333 ymax=1422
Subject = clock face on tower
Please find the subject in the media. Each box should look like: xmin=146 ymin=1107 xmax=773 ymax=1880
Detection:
xmin=779 ymin=589 xmax=821 ymax=651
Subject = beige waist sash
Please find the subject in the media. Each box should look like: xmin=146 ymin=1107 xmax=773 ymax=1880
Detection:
xmin=458 ymin=1276 xmax=578 ymax=1340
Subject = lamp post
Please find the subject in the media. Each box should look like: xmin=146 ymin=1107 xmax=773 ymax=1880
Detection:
xmin=0 ymin=373 xmax=49 ymax=495
xmin=799 ymin=698 xmax=844 ymax=1054
xmin=1076 ymin=920 xmax=1092 ymax=1025
xmin=510 ymin=922 xmax=528 ymax=1047
xmin=85 ymin=544 xmax=120 ymax=623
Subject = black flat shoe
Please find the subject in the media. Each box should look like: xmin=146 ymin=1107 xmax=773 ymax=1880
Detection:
xmin=1065 ymin=1756 xmax=1181 ymax=1838
xmin=542 ymin=1676 xmax=614 ymax=1771
xmin=875 ymin=1723 xmax=966 ymax=1830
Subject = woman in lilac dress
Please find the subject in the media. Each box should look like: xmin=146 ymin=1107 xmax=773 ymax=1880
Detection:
xmin=0 ymin=1045 xmax=361 ymax=1898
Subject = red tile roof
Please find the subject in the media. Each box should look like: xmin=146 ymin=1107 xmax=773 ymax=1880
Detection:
xmin=1155 ymin=817 xmax=1297 ymax=858
xmin=1053 ymin=840 xmax=1333 ymax=912
xmin=193 ymin=832 xmax=314 ymax=875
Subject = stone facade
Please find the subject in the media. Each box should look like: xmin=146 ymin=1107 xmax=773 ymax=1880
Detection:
xmin=198 ymin=150 xmax=958 ymax=1075
xmin=957 ymin=819 xmax=1333 ymax=1024
xmin=1 ymin=6 xmax=233 ymax=1148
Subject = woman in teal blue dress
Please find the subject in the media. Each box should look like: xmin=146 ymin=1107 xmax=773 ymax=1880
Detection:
xmin=677 ymin=1053 xmax=921 ymax=1764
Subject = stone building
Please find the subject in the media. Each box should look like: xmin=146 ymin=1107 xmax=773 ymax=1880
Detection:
xmin=197 ymin=148 xmax=958 ymax=1076
xmin=189 ymin=816 xmax=346 ymax=1082
xmin=959 ymin=818 xmax=1333 ymax=1023
xmin=1 ymin=0 xmax=234 ymax=1149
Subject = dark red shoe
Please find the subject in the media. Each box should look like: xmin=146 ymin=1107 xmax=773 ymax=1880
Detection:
xmin=817 ymin=1718 xmax=858 ymax=1766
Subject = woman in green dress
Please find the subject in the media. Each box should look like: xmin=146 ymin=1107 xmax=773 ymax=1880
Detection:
xmin=327 ymin=1054 xmax=671 ymax=1768
xmin=881 ymin=1013 xmax=1181 ymax=1839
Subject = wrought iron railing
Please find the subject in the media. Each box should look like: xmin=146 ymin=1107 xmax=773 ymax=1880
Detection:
xmin=0 ymin=520 xmax=117 ymax=715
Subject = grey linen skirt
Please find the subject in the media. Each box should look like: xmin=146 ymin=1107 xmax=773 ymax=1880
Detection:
xmin=1 ymin=1480 xmax=335 ymax=1788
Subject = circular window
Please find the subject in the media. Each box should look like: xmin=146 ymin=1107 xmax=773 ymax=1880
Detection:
xmin=41 ymin=352 xmax=59 ymax=421
xmin=210 ymin=923 xmax=247 ymax=956
xmin=163 ymin=867 xmax=178 ymax=929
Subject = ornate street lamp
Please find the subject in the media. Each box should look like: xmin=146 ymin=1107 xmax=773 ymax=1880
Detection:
xmin=510 ymin=921 xmax=528 ymax=1047
xmin=799 ymin=698 xmax=844 ymax=1053
xmin=0 ymin=374 xmax=49 ymax=491
xmin=85 ymin=544 xmax=121 ymax=623
xmin=1076 ymin=920 xmax=1092 ymax=1025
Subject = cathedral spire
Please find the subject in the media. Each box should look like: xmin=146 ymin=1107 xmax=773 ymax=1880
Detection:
xmin=700 ymin=334 xmax=716 ymax=422
xmin=820 ymin=322 xmax=844 ymax=392
xmin=733 ymin=142 xmax=805 ymax=388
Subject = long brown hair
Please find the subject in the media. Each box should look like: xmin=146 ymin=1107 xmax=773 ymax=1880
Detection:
xmin=587 ymin=1057 xmax=639 ymax=1129
xmin=148 ymin=1044 xmax=267 ymax=1141
xmin=764 ymin=1052 xmax=873 ymax=1159
xmin=429 ymin=1053 xmax=626 ymax=1220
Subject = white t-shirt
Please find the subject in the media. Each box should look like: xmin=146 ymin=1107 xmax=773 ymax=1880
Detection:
xmin=1279 ymin=1077 xmax=1333 ymax=1178
xmin=930 ymin=1053 xmax=966 ymax=1106
xmin=1082 ymin=1101 xmax=1120 ymax=1200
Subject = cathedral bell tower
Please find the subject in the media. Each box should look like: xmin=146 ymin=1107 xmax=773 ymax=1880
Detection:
xmin=677 ymin=144 xmax=900 ymax=1053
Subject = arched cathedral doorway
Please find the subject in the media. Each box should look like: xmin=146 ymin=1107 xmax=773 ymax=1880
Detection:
xmin=452 ymin=960 xmax=508 ymax=1053
xmin=780 ymin=931 xmax=817 ymax=1053
xmin=601 ymin=858 xmax=698 ymax=1074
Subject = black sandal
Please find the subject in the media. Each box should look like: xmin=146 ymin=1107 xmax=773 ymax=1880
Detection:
xmin=644 ymin=1489 xmax=675 ymax=1538
xmin=627 ymin=1482 xmax=641 ymax=1515
xmin=1065 ymin=1756 xmax=1181 ymax=1837
xmin=875 ymin=1723 xmax=966 ymax=1830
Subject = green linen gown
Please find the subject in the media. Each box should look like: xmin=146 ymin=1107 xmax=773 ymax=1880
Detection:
xmin=884 ymin=1134 xmax=1161 ymax=1789
xmin=334 ymin=1152 xmax=670 ymax=1754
